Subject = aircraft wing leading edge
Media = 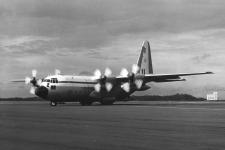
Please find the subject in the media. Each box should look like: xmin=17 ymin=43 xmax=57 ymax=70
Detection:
xmin=115 ymin=71 xmax=213 ymax=83
xmin=143 ymin=71 xmax=213 ymax=83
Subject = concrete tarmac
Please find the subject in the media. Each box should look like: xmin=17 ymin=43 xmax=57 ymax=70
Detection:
xmin=1 ymin=101 xmax=225 ymax=150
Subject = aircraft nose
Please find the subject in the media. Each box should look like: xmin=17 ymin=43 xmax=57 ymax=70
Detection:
xmin=35 ymin=86 xmax=48 ymax=99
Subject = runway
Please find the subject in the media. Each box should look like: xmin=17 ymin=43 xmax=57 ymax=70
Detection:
xmin=1 ymin=101 xmax=225 ymax=150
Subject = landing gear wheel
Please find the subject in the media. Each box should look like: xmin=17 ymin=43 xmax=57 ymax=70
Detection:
xmin=50 ymin=101 xmax=57 ymax=106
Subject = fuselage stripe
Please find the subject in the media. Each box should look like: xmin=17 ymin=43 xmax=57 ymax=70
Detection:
xmin=58 ymin=81 xmax=97 ymax=84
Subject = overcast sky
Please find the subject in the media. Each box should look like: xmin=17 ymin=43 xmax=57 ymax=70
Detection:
xmin=0 ymin=0 xmax=224 ymax=98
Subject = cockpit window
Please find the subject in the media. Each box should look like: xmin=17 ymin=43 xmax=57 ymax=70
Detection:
xmin=50 ymin=78 xmax=58 ymax=83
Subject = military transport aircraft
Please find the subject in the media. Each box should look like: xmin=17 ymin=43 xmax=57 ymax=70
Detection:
xmin=13 ymin=41 xmax=212 ymax=106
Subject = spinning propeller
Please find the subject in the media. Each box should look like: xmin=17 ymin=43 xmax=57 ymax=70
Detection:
xmin=25 ymin=69 xmax=42 ymax=94
xmin=25 ymin=69 xmax=60 ymax=95
xmin=120 ymin=64 xmax=143 ymax=93
xmin=55 ymin=69 xmax=61 ymax=75
xmin=93 ymin=64 xmax=144 ymax=93
xmin=93 ymin=67 xmax=113 ymax=92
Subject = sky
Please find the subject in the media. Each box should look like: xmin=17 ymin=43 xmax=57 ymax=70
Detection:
xmin=0 ymin=0 xmax=225 ymax=98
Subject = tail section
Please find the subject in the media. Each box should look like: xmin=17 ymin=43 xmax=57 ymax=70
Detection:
xmin=137 ymin=41 xmax=153 ymax=74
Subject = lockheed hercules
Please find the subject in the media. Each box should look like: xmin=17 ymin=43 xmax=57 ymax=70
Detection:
xmin=13 ymin=41 xmax=212 ymax=106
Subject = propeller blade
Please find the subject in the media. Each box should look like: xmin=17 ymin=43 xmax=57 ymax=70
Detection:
xmin=105 ymin=82 xmax=113 ymax=92
xmin=25 ymin=77 xmax=31 ymax=85
xmin=94 ymin=83 xmax=101 ymax=92
xmin=104 ymin=67 xmax=112 ymax=77
xmin=94 ymin=69 xmax=101 ymax=79
xmin=37 ymin=79 xmax=42 ymax=86
xmin=30 ymin=86 xmax=36 ymax=95
xmin=55 ymin=69 xmax=61 ymax=75
xmin=132 ymin=64 xmax=140 ymax=74
xmin=120 ymin=68 xmax=129 ymax=77
xmin=121 ymin=82 xmax=130 ymax=93
xmin=135 ymin=79 xmax=143 ymax=89
xmin=32 ymin=69 xmax=37 ymax=77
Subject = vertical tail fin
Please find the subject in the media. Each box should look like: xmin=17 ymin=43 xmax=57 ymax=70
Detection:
xmin=137 ymin=41 xmax=153 ymax=74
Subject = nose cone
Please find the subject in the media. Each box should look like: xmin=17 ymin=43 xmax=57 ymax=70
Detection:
xmin=35 ymin=86 xmax=48 ymax=99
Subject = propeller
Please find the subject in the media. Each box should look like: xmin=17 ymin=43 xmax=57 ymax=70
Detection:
xmin=94 ymin=83 xmax=101 ymax=92
xmin=30 ymin=86 xmax=36 ymax=94
xmin=55 ymin=69 xmax=61 ymax=75
xmin=32 ymin=69 xmax=37 ymax=78
xmin=135 ymin=79 xmax=143 ymax=89
xmin=104 ymin=67 xmax=112 ymax=77
xmin=37 ymin=79 xmax=42 ymax=86
xmin=26 ymin=69 xmax=41 ymax=95
xmin=120 ymin=68 xmax=129 ymax=77
xmin=120 ymin=68 xmax=130 ymax=92
xmin=104 ymin=67 xmax=113 ymax=92
xmin=93 ymin=68 xmax=113 ymax=92
xmin=93 ymin=69 xmax=102 ymax=92
xmin=105 ymin=82 xmax=113 ymax=92
xmin=132 ymin=64 xmax=139 ymax=74
xmin=120 ymin=64 xmax=143 ymax=92
xmin=25 ymin=77 xmax=31 ymax=85
xmin=121 ymin=82 xmax=130 ymax=93
xmin=94 ymin=69 xmax=102 ymax=79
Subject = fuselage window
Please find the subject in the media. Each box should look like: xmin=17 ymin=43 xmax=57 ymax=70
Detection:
xmin=43 ymin=79 xmax=50 ymax=82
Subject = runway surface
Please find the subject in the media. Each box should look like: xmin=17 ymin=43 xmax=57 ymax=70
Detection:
xmin=1 ymin=101 xmax=225 ymax=150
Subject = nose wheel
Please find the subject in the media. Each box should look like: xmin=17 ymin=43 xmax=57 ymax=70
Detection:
xmin=50 ymin=101 xmax=57 ymax=106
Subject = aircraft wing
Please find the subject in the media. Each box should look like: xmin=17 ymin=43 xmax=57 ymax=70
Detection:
xmin=11 ymin=79 xmax=26 ymax=82
xmin=140 ymin=71 xmax=213 ymax=83
xmin=116 ymin=71 xmax=213 ymax=83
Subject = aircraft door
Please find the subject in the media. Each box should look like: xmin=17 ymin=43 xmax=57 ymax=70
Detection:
xmin=50 ymin=78 xmax=58 ymax=90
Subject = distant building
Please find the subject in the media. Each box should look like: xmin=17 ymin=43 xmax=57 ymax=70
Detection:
xmin=207 ymin=92 xmax=218 ymax=101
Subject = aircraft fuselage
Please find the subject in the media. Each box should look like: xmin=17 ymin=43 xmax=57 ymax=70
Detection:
xmin=35 ymin=75 xmax=136 ymax=103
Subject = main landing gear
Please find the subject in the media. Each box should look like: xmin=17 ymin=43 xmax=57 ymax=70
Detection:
xmin=79 ymin=99 xmax=92 ymax=106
